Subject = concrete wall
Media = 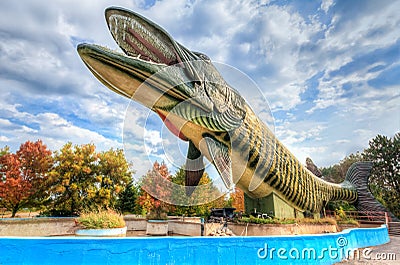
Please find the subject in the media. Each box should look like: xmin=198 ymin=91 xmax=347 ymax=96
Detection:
xmin=0 ymin=225 xmax=390 ymax=265
xmin=167 ymin=216 xmax=202 ymax=223
xmin=0 ymin=216 xmax=374 ymax=237
xmin=0 ymin=216 xmax=202 ymax=237
xmin=124 ymin=216 xmax=202 ymax=236
xmin=124 ymin=216 xmax=147 ymax=231
xmin=226 ymin=223 xmax=337 ymax=236
xmin=0 ymin=217 xmax=77 ymax=236
xmin=168 ymin=221 xmax=202 ymax=236
xmin=204 ymin=222 xmax=337 ymax=236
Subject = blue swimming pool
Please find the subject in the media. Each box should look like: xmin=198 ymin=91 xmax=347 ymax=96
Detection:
xmin=0 ymin=225 xmax=389 ymax=265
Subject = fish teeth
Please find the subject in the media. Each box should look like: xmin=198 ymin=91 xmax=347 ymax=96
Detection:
xmin=109 ymin=14 xmax=176 ymax=63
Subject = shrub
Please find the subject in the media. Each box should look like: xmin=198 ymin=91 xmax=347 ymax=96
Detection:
xmin=77 ymin=209 xmax=125 ymax=229
xmin=335 ymin=208 xmax=347 ymax=220
xmin=295 ymin=217 xmax=337 ymax=226
xmin=239 ymin=216 xmax=295 ymax=225
xmin=337 ymin=219 xmax=359 ymax=226
xmin=238 ymin=217 xmax=337 ymax=225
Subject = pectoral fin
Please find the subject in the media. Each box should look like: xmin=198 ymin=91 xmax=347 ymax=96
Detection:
xmin=204 ymin=137 xmax=233 ymax=190
xmin=185 ymin=141 xmax=204 ymax=196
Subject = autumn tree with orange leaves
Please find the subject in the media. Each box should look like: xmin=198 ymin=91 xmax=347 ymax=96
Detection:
xmin=230 ymin=187 xmax=245 ymax=212
xmin=0 ymin=140 xmax=53 ymax=217
xmin=137 ymin=161 xmax=173 ymax=219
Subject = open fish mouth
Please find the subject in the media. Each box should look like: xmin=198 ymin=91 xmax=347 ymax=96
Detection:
xmin=105 ymin=7 xmax=202 ymax=76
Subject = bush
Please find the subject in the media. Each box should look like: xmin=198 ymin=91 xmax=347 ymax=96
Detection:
xmin=296 ymin=217 xmax=337 ymax=225
xmin=337 ymin=219 xmax=359 ymax=226
xmin=39 ymin=209 xmax=78 ymax=217
xmin=238 ymin=216 xmax=337 ymax=225
xmin=239 ymin=216 xmax=295 ymax=225
xmin=77 ymin=209 xmax=125 ymax=229
xmin=333 ymin=207 xmax=359 ymax=226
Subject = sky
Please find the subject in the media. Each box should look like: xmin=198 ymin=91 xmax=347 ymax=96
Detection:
xmin=0 ymin=0 xmax=399 ymax=181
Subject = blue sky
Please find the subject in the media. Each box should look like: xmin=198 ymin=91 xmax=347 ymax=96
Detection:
xmin=0 ymin=0 xmax=399 ymax=179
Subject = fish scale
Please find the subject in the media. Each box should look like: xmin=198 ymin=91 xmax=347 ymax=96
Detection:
xmin=230 ymin=108 xmax=359 ymax=212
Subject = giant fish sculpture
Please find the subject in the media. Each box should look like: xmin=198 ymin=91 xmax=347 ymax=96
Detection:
xmin=78 ymin=7 xmax=391 ymax=216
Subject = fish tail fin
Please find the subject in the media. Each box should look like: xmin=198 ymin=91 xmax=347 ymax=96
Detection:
xmin=346 ymin=161 xmax=398 ymax=221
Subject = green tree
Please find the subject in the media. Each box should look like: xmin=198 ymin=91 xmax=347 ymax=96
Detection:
xmin=48 ymin=142 xmax=99 ymax=215
xmin=48 ymin=143 xmax=133 ymax=215
xmin=169 ymin=166 xmax=229 ymax=217
xmin=117 ymin=180 xmax=140 ymax=214
xmin=0 ymin=140 xmax=53 ymax=217
xmin=94 ymin=148 xmax=133 ymax=209
xmin=363 ymin=133 xmax=400 ymax=218
xmin=0 ymin=146 xmax=10 ymax=157
xmin=321 ymin=152 xmax=363 ymax=183
xmin=321 ymin=152 xmax=363 ymax=211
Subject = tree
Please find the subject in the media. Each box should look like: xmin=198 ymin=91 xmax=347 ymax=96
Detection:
xmin=0 ymin=140 xmax=53 ymax=217
xmin=94 ymin=149 xmax=133 ymax=209
xmin=17 ymin=140 xmax=54 ymax=205
xmin=0 ymin=145 xmax=10 ymax=185
xmin=0 ymin=146 xmax=10 ymax=157
xmin=0 ymin=153 xmax=25 ymax=217
xmin=230 ymin=187 xmax=245 ymax=212
xmin=48 ymin=142 xmax=99 ymax=215
xmin=48 ymin=143 xmax=133 ymax=215
xmin=320 ymin=152 xmax=363 ymax=183
xmin=320 ymin=152 xmax=363 ymax=211
xmin=169 ymin=166 xmax=229 ymax=217
xmin=117 ymin=180 xmax=140 ymax=214
xmin=137 ymin=161 xmax=173 ymax=219
xmin=363 ymin=133 xmax=400 ymax=218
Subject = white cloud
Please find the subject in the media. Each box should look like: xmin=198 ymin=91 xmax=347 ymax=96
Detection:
xmin=0 ymin=0 xmax=398 ymax=176
xmin=321 ymin=0 xmax=334 ymax=13
xmin=144 ymin=129 xmax=163 ymax=153
xmin=0 ymin=118 xmax=13 ymax=127
xmin=0 ymin=136 xmax=10 ymax=142
xmin=0 ymin=109 xmax=121 ymax=153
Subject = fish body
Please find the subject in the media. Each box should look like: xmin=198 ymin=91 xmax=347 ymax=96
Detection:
xmin=78 ymin=7 xmax=389 ymax=215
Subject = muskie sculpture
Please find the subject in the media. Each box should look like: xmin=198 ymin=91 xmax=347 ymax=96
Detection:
xmin=78 ymin=7 xmax=391 ymax=215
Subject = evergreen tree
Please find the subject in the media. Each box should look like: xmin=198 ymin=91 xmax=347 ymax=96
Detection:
xmin=117 ymin=180 xmax=140 ymax=214
xmin=363 ymin=133 xmax=400 ymax=218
